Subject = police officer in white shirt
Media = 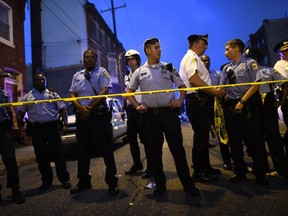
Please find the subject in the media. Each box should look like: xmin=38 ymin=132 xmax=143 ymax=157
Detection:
xmin=179 ymin=34 xmax=226 ymax=182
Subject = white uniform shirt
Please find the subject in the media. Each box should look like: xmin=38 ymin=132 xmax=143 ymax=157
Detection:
xmin=274 ymin=60 xmax=288 ymax=78
xmin=179 ymin=49 xmax=211 ymax=94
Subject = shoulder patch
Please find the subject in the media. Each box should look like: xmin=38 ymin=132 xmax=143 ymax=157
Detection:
xmin=103 ymin=71 xmax=109 ymax=78
xmin=251 ymin=62 xmax=259 ymax=70
xmin=192 ymin=58 xmax=198 ymax=63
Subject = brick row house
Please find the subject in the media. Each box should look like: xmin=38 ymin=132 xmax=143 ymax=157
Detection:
xmin=0 ymin=0 xmax=27 ymax=101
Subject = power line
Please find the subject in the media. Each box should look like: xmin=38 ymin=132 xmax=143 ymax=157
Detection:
xmin=41 ymin=1 xmax=80 ymax=40
xmin=100 ymin=0 xmax=126 ymax=40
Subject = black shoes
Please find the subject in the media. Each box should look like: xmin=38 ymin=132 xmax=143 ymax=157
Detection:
xmin=142 ymin=170 xmax=153 ymax=179
xmin=125 ymin=164 xmax=144 ymax=175
xmin=153 ymin=187 xmax=167 ymax=197
xmin=38 ymin=182 xmax=52 ymax=192
xmin=70 ymin=183 xmax=92 ymax=195
xmin=62 ymin=181 xmax=72 ymax=189
xmin=193 ymin=172 xmax=218 ymax=182
xmin=108 ymin=186 xmax=119 ymax=196
xmin=12 ymin=189 xmax=26 ymax=204
xmin=229 ymin=174 xmax=246 ymax=183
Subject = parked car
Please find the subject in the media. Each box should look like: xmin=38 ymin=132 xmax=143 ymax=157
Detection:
xmin=61 ymin=98 xmax=127 ymax=144
xmin=278 ymin=107 xmax=286 ymax=137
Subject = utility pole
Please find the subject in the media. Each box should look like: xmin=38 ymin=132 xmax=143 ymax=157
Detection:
xmin=101 ymin=0 xmax=126 ymax=92
xmin=101 ymin=0 xmax=126 ymax=40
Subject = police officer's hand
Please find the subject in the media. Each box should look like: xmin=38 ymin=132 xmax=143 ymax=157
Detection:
xmin=213 ymin=88 xmax=227 ymax=98
xmin=136 ymin=104 xmax=147 ymax=113
xmin=170 ymin=99 xmax=182 ymax=109
xmin=79 ymin=106 xmax=92 ymax=120
xmin=233 ymin=102 xmax=244 ymax=114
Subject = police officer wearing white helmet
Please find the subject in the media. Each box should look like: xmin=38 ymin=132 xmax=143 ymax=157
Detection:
xmin=122 ymin=49 xmax=153 ymax=179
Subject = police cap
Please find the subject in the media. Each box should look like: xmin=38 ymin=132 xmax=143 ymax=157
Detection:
xmin=188 ymin=34 xmax=208 ymax=45
xmin=273 ymin=39 xmax=288 ymax=52
xmin=0 ymin=69 xmax=9 ymax=78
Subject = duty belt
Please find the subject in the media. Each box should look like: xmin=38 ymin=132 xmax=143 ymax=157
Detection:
xmin=29 ymin=121 xmax=58 ymax=127
xmin=147 ymin=107 xmax=171 ymax=115
xmin=186 ymin=93 xmax=201 ymax=99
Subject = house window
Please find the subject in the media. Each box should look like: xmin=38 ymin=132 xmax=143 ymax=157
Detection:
xmin=0 ymin=0 xmax=14 ymax=47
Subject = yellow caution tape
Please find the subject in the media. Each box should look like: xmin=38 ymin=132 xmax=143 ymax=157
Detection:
xmin=0 ymin=80 xmax=287 ymax=107
xmin=214 ymin=98 xmax=229 ymax=144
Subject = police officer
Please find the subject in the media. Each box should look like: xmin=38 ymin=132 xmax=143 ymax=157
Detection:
xmin=200 ymin=54 xmax=233 ymax=170
xmin=0 ymin=69 xmax=25 ymax=204
xmin=122 ymin=49 xmax=153 ymax=179
xmin=17 ymin=74 xmax=71 ymax=192
xmin=179 ymin=34 xmax=226 ymax=182
xmin=273 ymin=39 xmax=288 ymax=159
xmin=245 ymin=48 xmax=288 ymax=178
xmin=221 ymin=39 xmax=268 ymax=185
xmin=69 ymin=49 xmax=118 ymax=196
xmin=127 ymin=38 xmax=200 ymax=197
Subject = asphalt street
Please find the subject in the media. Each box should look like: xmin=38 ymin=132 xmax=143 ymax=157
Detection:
xmin=0 ymin=121 xmax=288 ymax=216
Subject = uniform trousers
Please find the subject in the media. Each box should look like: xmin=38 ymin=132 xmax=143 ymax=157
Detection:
xmin=144 ymin=108 xmax=195 ymax=191
xmin=281 ymin=98 xmax=288 ymax=159
xmin=75 ymin=115 xmax=118 ymax=188
xmin=185 ymin=94 xmax=214 ymax=174
xmin=30 ymin=121 xmax=70 ymax=184
xmin=222 ymin=100 xmax=267 ymax=179
xmin=126 ymin=105 xmax=152 ymax=171
xmin=0 ymin=128 xmax=20 ymax=189
xmin=261 ymin=96 xmax=288 ymax=176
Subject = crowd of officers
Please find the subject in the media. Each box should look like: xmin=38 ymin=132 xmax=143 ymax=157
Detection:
xmin=1 ymin=35 xmax=288 ymax=203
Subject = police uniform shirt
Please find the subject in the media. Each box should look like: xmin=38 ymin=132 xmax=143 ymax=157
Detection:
xmin=179 ymin=50 xmax=211 ymax=94
xmin=69 ymin=67 xmax=112 ymax=106
xmin=128 ymin=61 xmax=184 ymax=108
xmin=220 ymin=57 xmax=259 ymax=99
xmin=209 ymin=69 xmax=222 ymax=86
xmin=255 ymin=65 xmax=286 ymax=94
xmin=17 ymin=89 xmax=65 ymax=123
xmin=0 ymin=89 xmax=11 ymax=121
xmin=273 ymin=60 xmax=288 ymax=78
xmin=125 ymin=71 xmax=142 ymax=104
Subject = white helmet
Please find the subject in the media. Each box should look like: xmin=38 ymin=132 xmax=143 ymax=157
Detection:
xmin=125 ymin=49 xmax=140 ymax=58
xmin=124 ymin=49 xmax=141 ymax=66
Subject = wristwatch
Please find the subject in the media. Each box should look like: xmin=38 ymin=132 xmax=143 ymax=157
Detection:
xmin=239 ymin=99 xmax=245 ymax=104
